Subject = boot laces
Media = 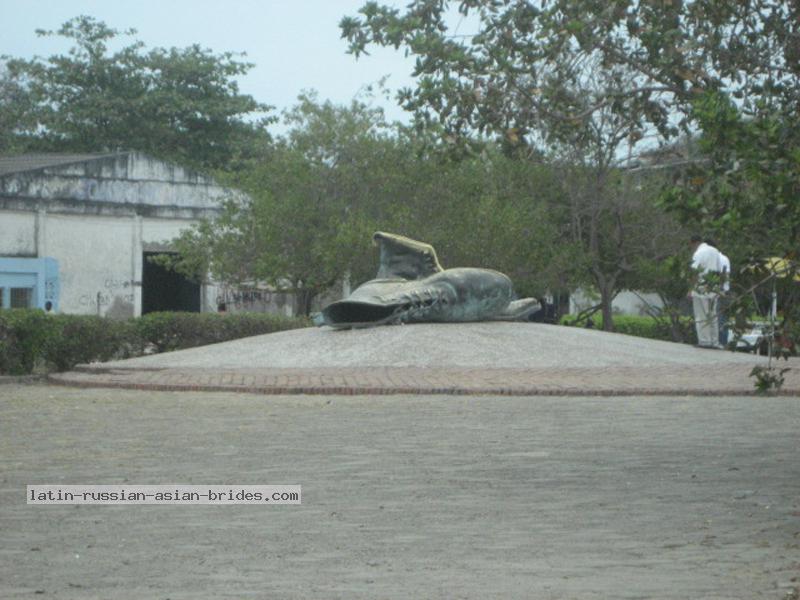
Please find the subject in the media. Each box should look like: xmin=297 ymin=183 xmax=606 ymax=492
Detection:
xmin=390 ymin=287 xmax=447 ymax=323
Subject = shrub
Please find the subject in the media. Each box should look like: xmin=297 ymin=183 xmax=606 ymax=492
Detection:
xmin=0 ymin=310 xmax=53 ymax=375
xmin=0 ymin=318 xmax=20 ymax=374
xmin=561 ymin=314 xmax=697 ymax=344
xmin=135 ymin=312 xmax=310 ymax=353
xmin=43 ymin=315 xmax=144 ymax=372
xmin=0 ymin=309 xmax=310 ymax=375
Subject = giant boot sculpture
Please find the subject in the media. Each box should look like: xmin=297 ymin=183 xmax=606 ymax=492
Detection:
xmin=315 ymin=232 xmax=539 ymax=329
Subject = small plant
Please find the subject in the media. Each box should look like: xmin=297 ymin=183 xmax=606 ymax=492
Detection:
xmin=749 ymin=365 xmax=791 ymax=395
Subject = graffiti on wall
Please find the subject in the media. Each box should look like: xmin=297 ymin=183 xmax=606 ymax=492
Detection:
xmin=79 ymin=278 xmax=136 ymax=310
xmin=216 ymin=286 xmax=291 ymax=312
xmin=103 ymin=278 xmax=135 ymax=291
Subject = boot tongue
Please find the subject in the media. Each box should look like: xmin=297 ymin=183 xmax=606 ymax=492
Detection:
xmin=373 ymin=231 xmax=443 ymax=280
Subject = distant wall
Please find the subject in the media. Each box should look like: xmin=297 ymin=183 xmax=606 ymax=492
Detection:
xmin=570 ymin=289 xmax=665 ymax=317
xmin=0 ymin=152 xmax=240 ymax=210
xmin=0 ymin=210 xmax=36 ymax=257
xmin=0 ymin=153 xmax=275 ymax=318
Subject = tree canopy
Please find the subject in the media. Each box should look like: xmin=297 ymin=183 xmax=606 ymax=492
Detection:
xmin=1 ymin=16 xmax=273 ymax=169
xmin=341 ymin=0 xmax=800 ymax=331
xmin=4 ymin=9 xmax=791 ymax=340
xmin=341 ymin=1 xmax=797 ymax=146
xmin=166 ymin=94 xmax=595 ymax=317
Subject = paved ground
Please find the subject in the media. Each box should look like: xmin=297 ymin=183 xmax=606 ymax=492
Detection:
xmin=2 ymin=384 xmax=799 ymax=599
xmin=49 ymin=323 xmax=800 ymax=396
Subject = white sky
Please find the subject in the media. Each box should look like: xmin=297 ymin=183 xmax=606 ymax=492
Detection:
xmin=0 ymin=0 xmax=421 ymax=134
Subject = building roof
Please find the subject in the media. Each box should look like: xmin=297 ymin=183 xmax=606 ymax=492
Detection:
xmin=0 ymin=153 xmax=127 ymax=176
xmin=0 ymin=152 xmax=237 ymax=215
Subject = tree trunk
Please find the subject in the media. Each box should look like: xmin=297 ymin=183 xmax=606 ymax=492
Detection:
xmin=294 ymin=288 xmax=316 ymax=317
xmin=599 ymin=285 xmax=615 ymax=332
xmin=592 ymin=268 xmax=617 ymax=332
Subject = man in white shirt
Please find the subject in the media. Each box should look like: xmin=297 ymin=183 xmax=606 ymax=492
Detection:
xmin=689 ymin=234 xmax=723 ymax=348
xmin=706 ymin=239 xmax=731 ymax=346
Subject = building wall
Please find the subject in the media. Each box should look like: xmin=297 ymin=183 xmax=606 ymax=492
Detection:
xmin=0 ymin=210 xmax=36 ymax=256
xmin=215 ymin=284 xmax=296 ymax=317
xmin=26 ymin=211 xmax=226 ymax=318
xmin=0 ymin=153 xmax=228 ymax=318
xmin=570 ymin=288 xmax=665 ymax=317
xmin=45 ymin=213 xmax=137 ymax=316
xmin=0 ymin=153 xmax=234 ymax=210
xmin=0 ymin=153 xmax=298 ymax=318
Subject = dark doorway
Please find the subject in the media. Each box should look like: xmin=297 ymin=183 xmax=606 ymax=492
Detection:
xmin=142 ymin=252 xmax=200 ymax=314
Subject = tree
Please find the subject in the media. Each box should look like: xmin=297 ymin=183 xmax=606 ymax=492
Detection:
xmin=0 ymin=66 xmax=31 ymax=154
xmin=660 ymin=92 xmax=800 ymax=350
xmin=342 ymin=1 xmax=691 ymax=329
xmin=168 ymin=94 xmax=399 ymax=316
xmin=340 ymin=0 xmax=798 ymax=331
xmin=389 ymin=146 xmax=578 ymax=304
xmin=556 ymin=157 xmax=680 ymax=330
xmin=341 ymin=1 xmax=797 ymax=148
xmin=341 ymin=2 xmax=675 ymax=153
xmin=2 ymin=16 xmax=272 ymax=170
xmin=167 ymin=92 xmax=578 ymax=317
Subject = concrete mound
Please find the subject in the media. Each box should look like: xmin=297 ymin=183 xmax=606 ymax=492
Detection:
xmin=100 ymin=321 xmax=760 ymax=370
xmin=52 ymin=322 xmax=797 ymax=396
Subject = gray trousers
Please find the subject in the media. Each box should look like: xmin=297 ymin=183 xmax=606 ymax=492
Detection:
xmin=693 ymin=294 xmax=720 ymax=347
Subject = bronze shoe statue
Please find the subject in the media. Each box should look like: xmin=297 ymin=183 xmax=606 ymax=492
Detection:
xmin=315 ymin=232 xmax=539 ymax=329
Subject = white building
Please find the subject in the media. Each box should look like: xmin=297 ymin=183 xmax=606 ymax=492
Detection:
xmin=569 ymin=289 xmax=665 ymax=318
xmin=0 ymin=152 xmax=293 ymax=317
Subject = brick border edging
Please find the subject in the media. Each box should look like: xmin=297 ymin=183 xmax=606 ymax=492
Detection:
xmin=46 ymin=373 xmax=800 ymax=397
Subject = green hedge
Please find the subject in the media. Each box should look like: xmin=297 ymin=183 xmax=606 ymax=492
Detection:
xmin=0 ymin=310 xmax=52 ymax=375
xmin=562 ymin=314 xmax=698 ymax=344
xmin=45 ymin=315 xmax=143 ymax=372
xmin=0 ymin=310 xmax=310 ymax=375
xmin=135 ymin=311 xmax=310 ymax=353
